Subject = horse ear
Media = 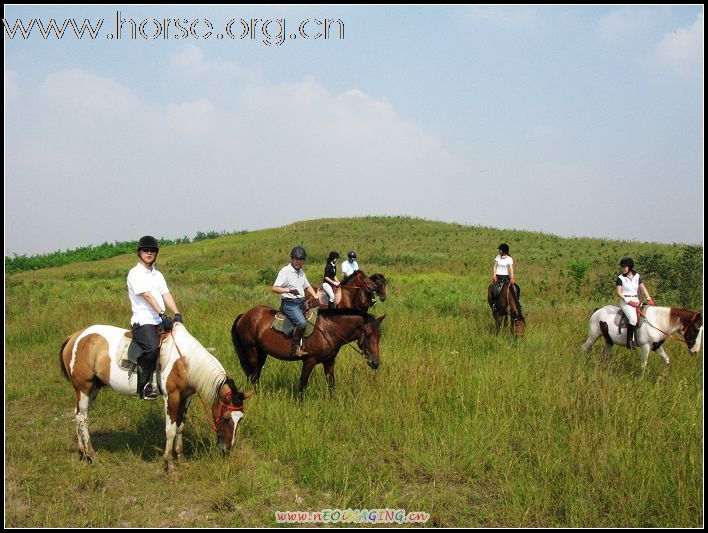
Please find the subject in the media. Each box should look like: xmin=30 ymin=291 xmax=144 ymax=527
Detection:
xmin=243 ymin=390 xmax=256 ymax=399
xmin=376 ymin=314 xmax=386 ymax=324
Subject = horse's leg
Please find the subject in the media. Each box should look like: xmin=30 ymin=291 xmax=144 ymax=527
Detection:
xmin=298 ymin=358 xmax=318 ymax=398
xmin=654 ymin=344 xmax=670 ymax=366
xmin=322 ymin=356 xmax=337 ymax=397
xmin=639 ymin=343 xmax=652 ymax=372
xmin=75 ymin=388 xmax=99 ymax=462
xmin=174 ymin=396 xmax=192 ymax=464
xmin=163 ymin=391 xmax=181 ymax=474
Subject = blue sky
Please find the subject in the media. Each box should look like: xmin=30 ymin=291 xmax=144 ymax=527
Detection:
xmin=4 ymin=5 xmax=704 ymax=255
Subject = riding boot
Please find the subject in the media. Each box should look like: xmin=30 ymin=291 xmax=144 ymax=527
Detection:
xmin=626 ymin=324 xmax=637 ymax=350
xmin=290 ymin=327 xmax=308 ymax=358
xmin=328 ymin=302 xmax=335 ymax=311
xmin=136 ymin=358 xmax=157 ymax=400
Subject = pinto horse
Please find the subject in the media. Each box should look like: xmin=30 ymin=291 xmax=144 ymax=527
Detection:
xmin=231 ymin=308 xmax=385 ymax=396
xmin=582 ymin=305 xmax=703 ymax=371
xmin=59 ymin=322 xmax=253 ymax=472
xmin=487 ymin=281 xmax=525 ymax=336
xmin=311 ymin=270 xmax=387 ymax=311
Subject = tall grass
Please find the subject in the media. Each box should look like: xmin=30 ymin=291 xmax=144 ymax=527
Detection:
xmin=4 ymin=217 xmax=703 ymax=527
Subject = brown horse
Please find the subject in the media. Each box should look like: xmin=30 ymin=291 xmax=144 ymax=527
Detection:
xmin=231 ymin=307 xmax=385 ymax=396
xmin=59 ymin=323 xmax=253 ymax=472
xmin=311 ymin=270 xmax=387 ymax=311
xmin=487 ymin=281 xmax=526 ymax=336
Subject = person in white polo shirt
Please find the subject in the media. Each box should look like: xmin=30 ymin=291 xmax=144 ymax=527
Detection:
xmin=491 ymin=243 xmax=522 ymax=307
xmin=615 ymin=256 xmax=654 ymax=349
xmin=272 ymin=246 xmax=319 ymax=358
xmin=342 ymin=251 xmax=359 ymax=279
xmin=127 ymin=236 xmax=182 ymax=400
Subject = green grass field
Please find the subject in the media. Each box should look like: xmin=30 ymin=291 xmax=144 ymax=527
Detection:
xmin=4 ymin=217 xmax=703 ymax=527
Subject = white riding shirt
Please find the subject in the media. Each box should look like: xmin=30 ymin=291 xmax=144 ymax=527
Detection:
xmin=127 ymin=262 xmax=169 ymax=325
xmin=494 ymin=255 xmax=514 ymax=276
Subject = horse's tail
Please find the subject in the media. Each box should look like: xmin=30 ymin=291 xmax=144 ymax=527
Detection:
xmin=230 ymin=314 xmax=253 ymax=378
xmin=59 ymin=336 xmax=71 ymax=380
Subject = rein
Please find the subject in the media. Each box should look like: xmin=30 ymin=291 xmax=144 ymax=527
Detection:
xmin=167 ymin=330 xmax=241 ymax=432
xmin=637 ymin=308 xmax=695 ymax=344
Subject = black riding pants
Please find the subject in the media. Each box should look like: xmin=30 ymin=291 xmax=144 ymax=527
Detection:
xmin=131 ymin=323 xmax=160 ymax=364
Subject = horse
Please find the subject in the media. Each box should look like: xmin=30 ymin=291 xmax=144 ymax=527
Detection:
xmin=487 ymin=281 xmax=525 ymax=336
xmin=59 ymin=322 xmax=254 ymax=473
xmin=231 ymin=307 xmax=385 ymax=396
xmin=311 ymin=270 xmax=387 ymax=311
xmin=581 ymin=305 xmax=703 ymax=371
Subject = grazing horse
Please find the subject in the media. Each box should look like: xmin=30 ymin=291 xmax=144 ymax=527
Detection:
xmin=59 ymin=322 xmax=253 ymax=472
xmin=582 ymin=305 xmax=703 ymax=371
xmin=487 ymin=281 xmax=525 ymax=336
xmin=231 ymin=308 xmax=385 ymax=396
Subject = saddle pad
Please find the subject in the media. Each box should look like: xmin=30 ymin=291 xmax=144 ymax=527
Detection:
xmin=272 ymin=308 xmax=318 ymax=337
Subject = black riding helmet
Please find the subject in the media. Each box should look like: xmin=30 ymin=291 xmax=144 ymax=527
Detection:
xmin=347 ymin=251 xmax=357 ymax=260
xmin=327 ymin=251 xmax=340 ymax=262
xmin=498 ymin=243 xmax=510 ymax=254
xmin=137 ymin=235 xmax=159 ymax=256
xmin=291 ymin=246 xmax=307 ymax=260
xmin=620 ymin=257 xmax=635 ymax=270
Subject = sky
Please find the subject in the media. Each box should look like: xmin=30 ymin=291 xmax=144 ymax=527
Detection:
xmin=4 ymin=5 xmax=704 ymax=256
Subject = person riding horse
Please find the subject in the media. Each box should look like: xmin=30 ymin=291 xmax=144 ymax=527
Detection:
xmin=616 ymin=256 xmax=654 ymax=349
xmin=127 ymin=235 xmax=183 ymax=400
xmin=342 ymin=251 xmax=359 ymax=280
xmin=491 ymin=243 xmax=521 ymax=307
xmin=272 ymin=246 xmax=319 ymax=358
xmin=322 ymin=251 xmax=341 ymax=310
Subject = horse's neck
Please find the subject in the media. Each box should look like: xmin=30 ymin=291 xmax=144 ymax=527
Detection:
xmin=645 ymin=307 xmax=683 ymax=333
xmin=321 ymin=313 xmax=364 ymax=344
xmin=171 ymin=330 xmax=226 ymax=403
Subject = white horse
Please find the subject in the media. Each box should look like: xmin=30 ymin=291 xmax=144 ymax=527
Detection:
xmin=582 ymin=305 xmax=703 ymax=370
xmin=60 ymin=322 xmax=253 ymax=473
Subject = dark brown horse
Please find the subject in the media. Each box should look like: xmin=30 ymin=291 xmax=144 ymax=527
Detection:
xmin=487 ymin=281 xmax=525 ymax=336
xmin=310 ymin=270 xmax=387 ymax=311
xmin=231 ymin=307 xmax=385 ymax=396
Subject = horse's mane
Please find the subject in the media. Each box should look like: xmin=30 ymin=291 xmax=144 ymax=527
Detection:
xmin=171 ymin=324 xmax=227 ymax=404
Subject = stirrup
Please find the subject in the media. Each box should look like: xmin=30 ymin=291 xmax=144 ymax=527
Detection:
xmin=140 ymin=383 xmax=157 ymax=400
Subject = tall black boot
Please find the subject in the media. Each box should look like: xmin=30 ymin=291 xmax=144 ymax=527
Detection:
xmin=291 ymin=327 xmax=308 ymax=358
xmin=137 ymin=358 xmax=157 ymax=400
xmin=626 ymin=324 xmax=636 ymax=350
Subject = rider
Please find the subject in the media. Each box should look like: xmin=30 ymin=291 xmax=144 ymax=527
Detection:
xmin=272 ymin=246 xmax=319 ymax=357
xmin=342 ymin=250 xmax=359 ymax=280
xmin=616 ymin=257 xmax=654 ymax=349
xmin=127 ymin=236 xmax=183 ymax=400
xmin=323 ymin=251 xmax=341 ymax=310
xmin=492 ymin=243 xmax=521 ymax=307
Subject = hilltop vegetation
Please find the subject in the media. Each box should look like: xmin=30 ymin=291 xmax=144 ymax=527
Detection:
xmin=4 ymin=217 xmax=703 ymax=527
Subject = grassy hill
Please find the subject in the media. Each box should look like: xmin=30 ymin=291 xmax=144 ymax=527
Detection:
xmin=4 ymin=217 xmax=703 ymax=527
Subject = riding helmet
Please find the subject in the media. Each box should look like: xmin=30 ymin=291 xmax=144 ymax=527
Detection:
xmin=347 ymin=251 xmax=357 ymax=260
xmin=498 ymin=243 xmax=510 ymax=254
xmin=290 ymin=246 xmax=307 ymax=259
xmin=619 ymin=257 xmax=634 ymax=270
xmin=137 ymin=235 xmax=159 ymax=253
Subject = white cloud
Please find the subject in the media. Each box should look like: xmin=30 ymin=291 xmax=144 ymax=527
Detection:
xmin=5 ymin=55 xmax=471 ymax=255
xmin=649 ymin=13 xmax=703 ymax=80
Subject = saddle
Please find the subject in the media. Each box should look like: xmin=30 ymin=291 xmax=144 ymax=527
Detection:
xmin=271 ymin=308 xmax=319 ymax=338
xmin=617 ymin=308 xmax=644 ymax=334
xmin=492 ymin=281 xmax=521 ymax=301
xmin=116 ymin=329 xmax=171 ymax=394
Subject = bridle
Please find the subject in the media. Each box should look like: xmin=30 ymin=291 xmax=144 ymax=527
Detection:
xmin=637 ymin=308 xmax=700 ymax=345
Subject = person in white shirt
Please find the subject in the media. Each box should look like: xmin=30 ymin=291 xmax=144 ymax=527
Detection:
xmin=272 ymin=246 xmax=319 ymax=357
xmin=615 ymin=256 xmax=654 ymax=349
xmin=127 ymin=235 xmax=182 ymax=400
xmin=493 ymin=243 xmax=515 ymax=285
xmin=342 ymin=251 xmax=359 ymax=279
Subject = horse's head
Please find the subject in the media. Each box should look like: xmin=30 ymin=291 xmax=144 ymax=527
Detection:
xmin=344 ymin=270 xmax=379 ymax=309
xmin=512 ymin=316 xmax=526 ymax=337
xmin=214 ymin=378 xmax=255 ymax=454
xmin=356 ymin=314 xmax=385 ymax=369
xmin=369 ymin=273 xmax=387 ymax=302
xmin=682 ymin=312 xmax=703 ymax=354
